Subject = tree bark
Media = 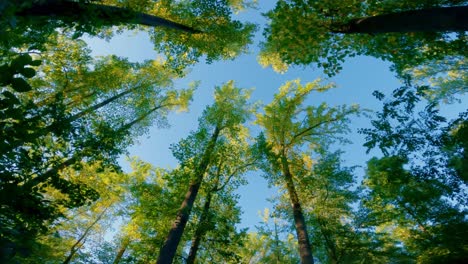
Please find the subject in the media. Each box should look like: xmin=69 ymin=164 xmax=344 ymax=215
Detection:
xmin=331 ymin=6 xmax=468 ymax=33
xmin=186 ymin=190 xmax=213 ymax=264
xmin=113 ymin=239 xmax=130 ymax=264
xmin=157 ymin=125 xmax=221 ymax=264
xmin=281 ymin=156 xmax=314 ymax=264
xmin=15 ymin=0 xmax=201 ymax=33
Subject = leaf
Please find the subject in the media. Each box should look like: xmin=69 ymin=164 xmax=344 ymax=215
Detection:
xmin=2 ymin=91 xmax=20 ymax=105
xmin=29 ymin=60 xmax=42 ymax=67
xmin=11 ymin=54 xmax=33 ymax=71
xmin=11 ymin=78 xmax=32 ymax=92
xmin=20 ymin=67 xmax=36 ymax=78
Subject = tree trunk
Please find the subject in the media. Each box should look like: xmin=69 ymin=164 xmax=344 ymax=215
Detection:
xmin=15 ymin=0 xmax=201 ymax=33
xmin=331 ymin=6 xmax=468 ymax=33
xmin=157 ymin=126 xmax=221 ymax=264
xmin=113 ymin=239 xmax=130 ymax=264
xmin=68 ymin=87 xmax=137 ymax=123
xmin=116 ymin=102 xmax=170 ymax=134
xmin=5 ymin=86 xmax=137 ymax=154
xmin=186 ymin=191 xmax=214 ymax=264
xmin=281 ymin=156 xmax=314 ymax=264
xmin=63 ymin=206 xmax=110 ymax=264
xmin=24 ymin=105 xmax=156 ymax=190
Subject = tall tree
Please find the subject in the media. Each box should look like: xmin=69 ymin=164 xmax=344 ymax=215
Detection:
xmin=260 ymin=0 xmax=467 ymax=76
xmin=121 ymin=159 xmax=188 ymax=264
xmin=0 ymin=34 xmax=194 ymax=260
xmin=186 ymin=132 xmax=254 ymax=263
xmin=1 ymin=0 xmax=256 ymax=71
xmin=255 ymin=80 xmax=360 ymax=263
xmin=7 ymin=161 xmax=132 ymax=264
xmin=272 ymin=148 xmax=403 ymax=263
xmin=360 ymin=81 xmax=468 ymax=262
xmin=157 ymin=81 xmax=254 ymax=263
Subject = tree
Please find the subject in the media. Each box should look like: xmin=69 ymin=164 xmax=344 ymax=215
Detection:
xmin=360 ymin=81 xmax=468 ymax=262
xmin=14 ymin=0 xmax=201 ymax=33
xmin=157 ymin=81 xmax=255 ymax=263
xmin=119 ymin=160 xmax=187 ymax=264
xmin=6 ymin=161 xmax=132 ymax=264
xmin=260 ymin=0 xmax=467 ymax=76
xmin=1 ymin=0 xmax=256 ymax=71
xmin=255 ymin=79 xmax=360 ymax=263
xmin=186 ymin=132 xmax=254 ymax=263
xmin=0 ymin=34 xmax=194 ymax=260
xmin=271 ymin=148 xmax=405 ymax=263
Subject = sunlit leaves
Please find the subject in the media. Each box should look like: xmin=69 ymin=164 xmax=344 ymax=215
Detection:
xmin=261 ymin=0 xmax=467 ymax=77
xmin=404 ymin=56 xmax=468 ymax=103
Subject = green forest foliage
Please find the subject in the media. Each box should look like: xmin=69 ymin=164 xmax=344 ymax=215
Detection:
xmin=1 ymin=1 xmax=467 ymax=263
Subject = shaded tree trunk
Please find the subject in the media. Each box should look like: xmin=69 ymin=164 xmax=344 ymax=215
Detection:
xmin=6 ymin=86 xmax=138 ymax=153
xmin=186 ymin=190 xmax=214 ymax=264
xmin=281 ymin=156 xmax=314 ymax=264
xmin=24 ymin=106 xmax=160 ymax=190
xmin=331 ymin=6 xmax=468 ymax=33
xmin=67 ymin=86 xmax=138 ymax=122
xmin=15 ymin=0 xmax=201 ymax=33
xmin=157 ymin=126 xmax=221 ymax=264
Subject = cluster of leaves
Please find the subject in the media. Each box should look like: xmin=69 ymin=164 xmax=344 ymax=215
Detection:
xmin=359 ymin=81 xmax=468 ymax=263
xmin=0 ymin=52 xmax=101 ymax=261
xmin=0 ymin=31 xmax=196 ymax=261
xmin=0 ymin=54 xmax=40 ymax=92
xmin=260 ymin=0 xmax=467 ymax=77
xmin=1 ymin=0 xmax=257 ymax=74
xmin=1 ymin=1 xmax=467 ymax=263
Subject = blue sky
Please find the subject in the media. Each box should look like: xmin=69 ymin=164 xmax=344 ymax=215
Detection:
xmin=84 ymin=3 xmax=466 ymax=231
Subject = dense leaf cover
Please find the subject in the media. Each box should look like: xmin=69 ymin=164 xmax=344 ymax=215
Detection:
xmin=0 ymin=1 xmax=466 ymax=263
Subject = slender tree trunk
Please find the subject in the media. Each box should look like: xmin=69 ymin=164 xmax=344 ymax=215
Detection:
xmin=116 ymin=101 xmax=171 ymax=133
xmin=15 ymin=0 xmax=201 ymax=33
xmin=6 ymin=86 xmax=137 ymax=153
xmin=24 ymin=106 xmax=157 ymax=190
xmin=63 ymin=206 xmax=110 ymax=264
xmin=64 ymin=91 xmax=97 ymax=109
xmin=331 ymin=6 xmax=468 ymax=33
xmin=186 ymin=190 xmax=214 ymax=264
xmin=281 ymin=156 xmax=314 ymax=264
xmin=157 ymin=126 xmax=221 ymax=264
xmin=24 ymin=155 xmax=78 ymax=190
xmin=113 ymin=239 xmax=130 ymax=264
xmin=274 ymin=220 xmax=281 ymax=264
xmin=68 ymin=86 xmax=138 ymax=123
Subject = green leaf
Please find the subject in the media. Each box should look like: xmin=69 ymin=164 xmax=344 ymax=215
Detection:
xmin=2 ymin=91 xmax=20 ymax=105
xmin=20 ymin=67 xmax=36 ymax=78
xmin=29 ymin=60 xmax=42 ymax=67
xmin=11 ymin=54 xmax=33 ymax=71
xmin=11 ymin=78 xmax=32 ymax=92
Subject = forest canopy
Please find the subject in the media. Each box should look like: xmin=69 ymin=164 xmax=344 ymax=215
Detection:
xmin=1 ymin=0 xmax=466 ymax=263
